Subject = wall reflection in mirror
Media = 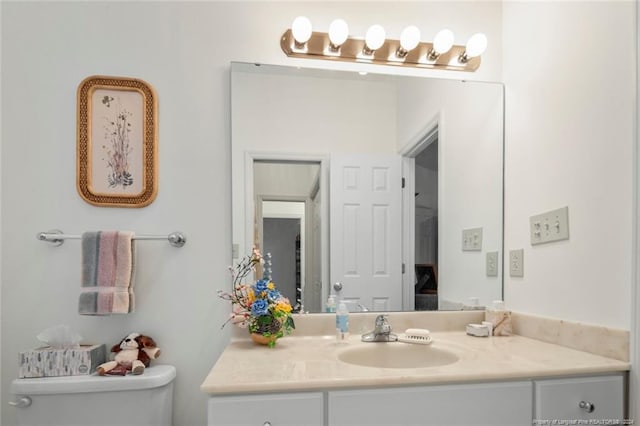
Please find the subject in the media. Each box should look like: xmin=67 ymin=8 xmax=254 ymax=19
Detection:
xmin=231 ymin=62 xmax=504 ymax=313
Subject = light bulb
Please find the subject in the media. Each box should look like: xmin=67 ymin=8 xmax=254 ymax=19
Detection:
xmin=328 ymin=19 xmax=349 ymax=48
xmin=364 ymin=24 xmax=386 ymax=52
xmin=433 ymin=29 xmax=454 ymax=54
xmin=399 ymin=25 xmax=421 ymax=52
xmin=291 ymin=16 xmax=312 ymax=45
xmin=465 ymin=33 xmax=487 ymax=58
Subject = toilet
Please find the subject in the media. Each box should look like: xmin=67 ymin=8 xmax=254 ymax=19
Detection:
xmin=10 ymin=364 xmax=176 ymax=426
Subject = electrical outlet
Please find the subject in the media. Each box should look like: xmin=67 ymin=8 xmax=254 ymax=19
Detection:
xmin=232 ymin=243 xmax=239 ymax=259
xmin=530 ymin=206 xmax=570 ymax=245
xmin=462 ymin=227 xmax=483 ymax=251
xmin=486 ymin=251 xmax=499 ymax=277
xmin=509 ymin=249 xmax=524 ymax=277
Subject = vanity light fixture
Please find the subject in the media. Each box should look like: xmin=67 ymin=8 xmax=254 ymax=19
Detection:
xmin=328 ymin=19 xmax=349 ymax=52
xmin=363 ymin=24 xmax=386 ymax=55
xmin=281 ymin=18 xmax=486 ymax=72
xmin=459 ymin=33 xmax=488 ymax=63
xmin=397 ymin=25 xmax=421 ymax=58
xmin=427 ymin=28 xmax=455 ymax=61
xmin=291 ymin=16 xmax=313 ymax=48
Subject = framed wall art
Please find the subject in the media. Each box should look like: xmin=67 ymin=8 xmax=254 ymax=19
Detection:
xmin=77 ymin=75 xmax=158 ymax=207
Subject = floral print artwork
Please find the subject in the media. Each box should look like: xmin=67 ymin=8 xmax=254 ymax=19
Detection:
xmin=101 ymin=96 xmax=134 ymax=189
xmin=78 ymin=76 xmax=156 ymax=207
xmin=90 ymin=88 xmax=143 ymax=195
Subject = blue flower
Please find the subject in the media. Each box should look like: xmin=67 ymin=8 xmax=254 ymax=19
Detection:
xmin=251 ymin=299 xmax=269 ymax=316
xmin=267 ymin=290 xmax=281 ymax=301
xmin=253 ymin=279 xmax=269 ymax=293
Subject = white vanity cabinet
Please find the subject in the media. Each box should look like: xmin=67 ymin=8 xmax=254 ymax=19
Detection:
xmin=328 ymin=381 xmax=533 ymax=426
xmin=207 ymin=392 xmax=324 ymax=426
xmin=207 ymin=374 xmax=626 ymax=426
xmin=534 ymin=375 xmax=625 ymax=423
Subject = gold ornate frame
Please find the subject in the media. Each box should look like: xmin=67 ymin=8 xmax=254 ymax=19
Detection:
xmin=77 ymin=75 xmax=158 ymax=207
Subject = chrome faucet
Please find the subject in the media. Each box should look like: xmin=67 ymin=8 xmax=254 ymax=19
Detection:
xmin=361 ymin=314 xmax=398 ymax=342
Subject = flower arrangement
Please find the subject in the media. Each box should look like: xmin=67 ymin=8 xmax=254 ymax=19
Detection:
xmin=218 ymin=248 xmax=295 ymax=347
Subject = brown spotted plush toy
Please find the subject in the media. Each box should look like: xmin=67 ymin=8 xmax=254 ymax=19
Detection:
xmin=97 ymin=333 xmax=161 ymax=376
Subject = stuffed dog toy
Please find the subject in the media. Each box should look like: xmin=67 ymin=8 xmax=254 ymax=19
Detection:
xmin=97 ymin=333 xmax=160 ymax=376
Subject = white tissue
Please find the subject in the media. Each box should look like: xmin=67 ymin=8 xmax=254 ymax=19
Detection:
xmin=37 ymin=325 xmax=82 ymax=349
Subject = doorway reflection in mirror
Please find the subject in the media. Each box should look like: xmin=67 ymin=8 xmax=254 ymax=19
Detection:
xmin=254 ymin=161 xmax=322 ymax=313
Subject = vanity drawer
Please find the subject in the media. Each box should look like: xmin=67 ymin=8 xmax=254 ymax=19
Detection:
xmin=328 ymin=381 xmax=533 ymax=426
xmin=534 ymin=374 xmax=624 ymax=422
xmin=207 ymin=392 xmax=324 ymax=426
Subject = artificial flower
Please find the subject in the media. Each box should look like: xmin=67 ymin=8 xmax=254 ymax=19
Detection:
xmin=218 ymin=248 xmax=295 ymax=347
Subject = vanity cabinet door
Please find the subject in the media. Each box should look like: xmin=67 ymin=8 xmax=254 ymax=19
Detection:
xmin=328 ymin=381 xmax=533 ymax=426
xmin=208 ymin=392 xmax=324 ymax=426
xmin=534 ymin=374 xmax=624 ymax=423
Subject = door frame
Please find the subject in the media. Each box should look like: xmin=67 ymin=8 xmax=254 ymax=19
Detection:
xmin=244 ymin=152 xmax=329 ymax=310
xmin=398 ymin=113 xmax=441 ymax=311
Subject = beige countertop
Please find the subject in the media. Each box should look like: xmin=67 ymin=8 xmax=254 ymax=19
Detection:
xmin=200 ymin=330 xmax=630 ymax=395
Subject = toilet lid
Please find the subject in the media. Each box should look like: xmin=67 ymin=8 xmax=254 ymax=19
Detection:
xmin=11 ymin=365 xmax=176 ymax=395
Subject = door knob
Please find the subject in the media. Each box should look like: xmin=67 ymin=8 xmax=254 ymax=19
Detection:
xmin=333 ymin=282 xmax=343 ymax=292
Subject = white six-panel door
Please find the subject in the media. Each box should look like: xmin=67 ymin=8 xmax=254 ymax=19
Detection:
xmin=330 ymin=154 xmax=402 ymax=311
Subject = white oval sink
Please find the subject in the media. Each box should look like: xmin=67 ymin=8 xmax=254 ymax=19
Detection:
xmin=338 ymin=343 xmax=459 ymax=369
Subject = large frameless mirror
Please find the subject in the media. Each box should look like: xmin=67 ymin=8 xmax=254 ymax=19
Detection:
xmin=231 ymin=62 xmax=504 ymax=313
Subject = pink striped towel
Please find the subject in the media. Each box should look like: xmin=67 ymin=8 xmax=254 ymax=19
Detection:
xmin=79 ymin=231 xmax=135 ymax=315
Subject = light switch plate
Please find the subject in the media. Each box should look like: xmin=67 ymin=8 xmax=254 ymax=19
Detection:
xmin=462 ymin=227 xmax=483 ymax=251
xmin=530 ymin=206 xmax=570 ymax=245
xmin=232 ymin=243 xmax=239 ymax=259
xmin=509 ymin=249 xmax=524 ymax=277
xmin=486 ymin=251 xmax=499 ymax=277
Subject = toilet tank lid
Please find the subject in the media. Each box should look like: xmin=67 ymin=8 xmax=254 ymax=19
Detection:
xmin=11 ymin=365 xmax=176 ymax=395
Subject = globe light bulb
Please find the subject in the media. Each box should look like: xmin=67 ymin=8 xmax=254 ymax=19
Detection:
xmin=399 ymin=25 xmax=421 ymax=52
xmin=465 ymin=33 xmax=487 ymax=58
xmin=291 ymin=16 xmax=312 ymax=45
xmin=433 ymin=29 xmax=454 ymax=54
xmin=328 ymin=19 xmax=349 ymax=48
xmin=364 ymin=24 xmax=386 ymax=52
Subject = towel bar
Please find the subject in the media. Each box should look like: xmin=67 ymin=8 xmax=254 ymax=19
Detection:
xmin=36 ymin=230 xmax=187 ymax=248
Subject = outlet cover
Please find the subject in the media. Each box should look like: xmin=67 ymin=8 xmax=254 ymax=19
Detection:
xmin=462 ymin=227 xmax=483 ymax=251
xmin=509 ymin=249 xmax=524 ymax=277
xmin=530 ymin=206 xmax=570 ymax=245
xmin=486 ymin=251 xmax=499 ymax=277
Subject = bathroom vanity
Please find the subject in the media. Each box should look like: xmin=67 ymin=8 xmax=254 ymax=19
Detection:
xmin=206 ymin=375 xmax=624 ymax=426
xmin=202 ymin=313 xmax=629 ymax=426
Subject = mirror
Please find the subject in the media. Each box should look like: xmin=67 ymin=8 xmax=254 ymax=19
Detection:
xmin=231 ymin=62 xmax=504 ymax=313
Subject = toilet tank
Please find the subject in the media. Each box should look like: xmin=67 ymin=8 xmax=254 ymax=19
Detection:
xmin=10 ymin=364 xmax=176 ymax=426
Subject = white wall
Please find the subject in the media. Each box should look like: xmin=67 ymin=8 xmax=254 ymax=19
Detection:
xmin=254 ymin=163 xmax=319 ymax=199
xmin=1 ymin=2 xmax=503 ymax=425
xmin=503 ymin=1 xmax=635 ymax=329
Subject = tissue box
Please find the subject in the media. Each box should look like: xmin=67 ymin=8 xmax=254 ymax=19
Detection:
xmin=19 ymin=344 xmax=106 ymax=378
